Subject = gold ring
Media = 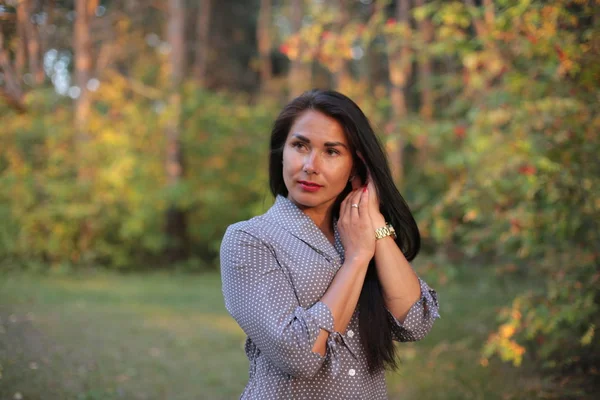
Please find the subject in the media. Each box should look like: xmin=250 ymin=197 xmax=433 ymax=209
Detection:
xmin=351 ymin=204 xmax=359 ymax=208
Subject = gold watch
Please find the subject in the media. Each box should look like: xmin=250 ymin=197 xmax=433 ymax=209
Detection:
xmin=375 ymin=223 xmax=397 ymax=240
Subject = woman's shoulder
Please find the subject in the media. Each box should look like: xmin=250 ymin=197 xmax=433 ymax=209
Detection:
xmin=220 ymin=214 xmax=281 ymax=263
xmin=226 ymin=212 xmax=269 ymax=233
xmin=222 ymin=198 xmax=290 ymax=249
xmin=222 ymin=214 xmax=272 ymax=245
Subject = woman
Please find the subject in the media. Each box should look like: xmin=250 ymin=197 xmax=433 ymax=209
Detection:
xmin=220 ymin=89 xmax=440 ymax=399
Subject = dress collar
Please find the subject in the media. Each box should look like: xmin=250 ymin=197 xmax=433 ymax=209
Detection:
xmin=265 ymin=195 xmax=343 ymax=264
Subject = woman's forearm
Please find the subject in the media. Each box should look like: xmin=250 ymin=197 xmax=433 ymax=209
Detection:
xmin=373 ymin=235 xmax=421 ymax=322
xmin=311 ymin=256 xmax=369 ymax=356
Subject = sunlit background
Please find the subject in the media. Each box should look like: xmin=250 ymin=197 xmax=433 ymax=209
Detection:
xmin=0 ymin=0 xmax=598 ymax=399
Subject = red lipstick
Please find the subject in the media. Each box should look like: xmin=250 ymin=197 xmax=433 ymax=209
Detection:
xmin=298 ymin=181 xmax=323 ymax=192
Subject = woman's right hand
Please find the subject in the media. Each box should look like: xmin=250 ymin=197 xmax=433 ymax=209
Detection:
xmin=337 ymin=185 xmax=376 ymax=265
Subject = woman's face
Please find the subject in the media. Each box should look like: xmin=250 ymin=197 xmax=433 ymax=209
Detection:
xmin=282 ymin=110 xmax=354 ymax=213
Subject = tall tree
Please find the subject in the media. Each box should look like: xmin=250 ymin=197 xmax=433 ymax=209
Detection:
xmin=257 ymin=0 xmax=272 ymax=91
xmin=416 ymin=0 xmax=433 ymax=120
xmin=332 ymin=0 xmax=351 ymax=91
xmin=22 ymin=0 xmax=43 ymax=84
xmin=193 ymin=0 xmax=211 ymax=84
xmin=288 ymin=0 xmax=309 ymax=99
xmin=125 ymin=0 xmax=139 ymax=13
xmin=74 ymin=0 xmax=96 ymax=180
xmin=165 ymin=0 xmax=189 ymax=261
xmin=73 ymin=0 xmax=98 ymax=257
xmin=464 ymin=0 xmax=496 ymax=52
xmin=0 ymin=30 xmax=25 ymax=112
xmin=386 ymin=0 xmax=413 ymax=183
xmin=483 ymin=0 xmax=495 ymax=27
xmin=39 ymin=0 xmax=56 ymax=71
xmin=15 ymin=0 xmax=27 ymax=79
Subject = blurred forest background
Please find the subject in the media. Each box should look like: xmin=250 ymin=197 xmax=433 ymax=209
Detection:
xmin=0 ymin=0 xmax=599 ymax=399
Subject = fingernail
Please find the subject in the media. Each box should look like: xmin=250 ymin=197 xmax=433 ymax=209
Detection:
xmin=363 ymin=186 xmax=367 ymax=193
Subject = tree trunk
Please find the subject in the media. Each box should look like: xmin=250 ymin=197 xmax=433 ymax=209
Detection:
xmin=0 ymin=31 xmax=26 ymax=112
xmin=464 ymin=0 xmax=495 ymax=49
xmin=73 ymin=0 xmax=98 ymax=259
xmin=332 ymin=0 xmax=351 ymax=91
xmin=125 ymin=0 xmax=139 ymax=13
xmin=386 ymin=0 xmax=412 ymax=184
xmin=464 ymin=0 xmax=485 ymax=36
xmin=40 ymin=0 xmax=56 ymax=64
xmin=193 ymin=0 xmax=211 ymax=84
xmin=21 ymin=0 xmax=44 ymax=84
xmin=15 ymin=0 xmax=28 ymax=79
xmin=288 ymin=0 xmax=309 ymax=100
xmin=483 ymin=0 xmax=495 ymax=27
xmin=464 ymin=0 xmax=501 ymax=76
xmin=257 ymin=0 xmax=272 ymax=91
xmin=74 ymin=0 xmax=94 ymax=181
xmin=165 ymin=0 xmax=189 ymax=262
xmin=416 ymin=0 xmax=433 ymax=120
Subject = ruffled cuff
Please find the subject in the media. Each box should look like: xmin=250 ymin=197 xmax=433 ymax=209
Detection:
xmin=303 ymin=302 xmax=346 ymax=376
xmin=387 ymin=278 xmax=440 ymax=342
xmin=297 ymin=301 xmax=334 ymax=360
xmin=305 ymin=301 xmax=334 ymax=333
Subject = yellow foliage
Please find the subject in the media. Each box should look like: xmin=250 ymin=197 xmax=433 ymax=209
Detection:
xmin=500 ymin=324 xmax=516 ymax=339
xmin=463 ymin=209 xmax=478 ymax=222
xmin=580 ymin=324 xmax=595 ymax=346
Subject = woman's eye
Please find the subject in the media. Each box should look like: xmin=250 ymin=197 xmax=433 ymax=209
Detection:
xmin=292 ymin=142 xmax=308 ymax=150
xmin=326 ymin=148 xmax=340 ymax=156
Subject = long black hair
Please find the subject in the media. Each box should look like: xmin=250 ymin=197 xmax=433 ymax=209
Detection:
xmin=268 ymin=89 xmax=421 ymax=372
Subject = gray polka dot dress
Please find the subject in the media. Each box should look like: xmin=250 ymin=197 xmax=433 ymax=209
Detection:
xmin=220 ymin=195 xmax=440 ymax=399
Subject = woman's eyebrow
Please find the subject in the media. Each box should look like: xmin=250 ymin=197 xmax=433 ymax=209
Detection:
xmin=291 ymin=133 xmax=310 ymax=142
xmin=324 ymin=141 xmax=348 ymax=149
xmin=291 ymin=134 xmax=348 ymax=149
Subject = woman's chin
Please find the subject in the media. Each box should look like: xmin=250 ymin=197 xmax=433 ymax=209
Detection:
xmin=289 ymin=191 xmax=333 ymax=209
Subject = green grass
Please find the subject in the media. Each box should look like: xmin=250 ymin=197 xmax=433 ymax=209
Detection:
xmin=0 ymin=264 xmax=551 ymax=399
xmin=384 ymin=265 xmax=550 ymax=400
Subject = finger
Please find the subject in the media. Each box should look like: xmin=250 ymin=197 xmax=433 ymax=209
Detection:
xmin=367 ymin=177 xmax=375 ymax=191
xmin=350 ymin=198 xmax=360 ymax=218
xmin=350 ymin=189 xmax=362 ymax=215
xmin=367 ymin=179 xmax=378 ymax=207
xmin=341 ymin=188 xmax=357 ymax=218
xmin=359 ymin=187 xmax=370 ymax=219
xmin=340 ymin=190 xmax=354 ymax=215
xmin=352 ymin=187 xmax=363 ymax=205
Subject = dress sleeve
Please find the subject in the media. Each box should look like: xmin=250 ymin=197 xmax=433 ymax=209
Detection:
xmin=387 ymin=277 xmax=440 ymax=342
xmin=220 ymin=226 xmax=334 ymax=379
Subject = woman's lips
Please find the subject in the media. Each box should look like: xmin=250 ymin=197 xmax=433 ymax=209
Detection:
xmin=298 ymin=181 xmax=322 ymax=192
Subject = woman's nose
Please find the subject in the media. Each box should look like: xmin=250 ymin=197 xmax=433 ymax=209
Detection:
xmin=303 ymin=152 xmax=319 ymax=174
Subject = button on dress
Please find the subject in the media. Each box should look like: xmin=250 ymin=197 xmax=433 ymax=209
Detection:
xmin=220 ymin=195 xmax=440 ymax=399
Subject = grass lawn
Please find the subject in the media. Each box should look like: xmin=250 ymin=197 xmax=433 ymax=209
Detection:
xmin=0 ymin=262 xmax=552 ymax=400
